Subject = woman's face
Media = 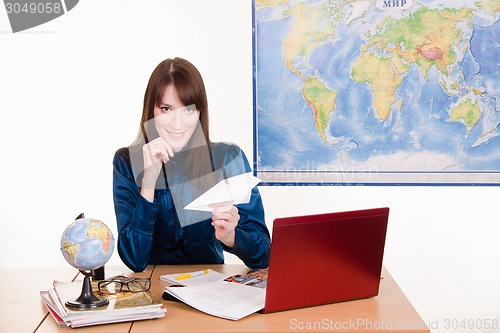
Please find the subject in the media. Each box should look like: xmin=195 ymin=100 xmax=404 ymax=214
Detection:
xmin=153 ymin=85 xmax=200 ymax=152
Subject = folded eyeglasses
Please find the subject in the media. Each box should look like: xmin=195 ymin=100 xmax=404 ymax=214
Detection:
xmin=97 ymin=275 xmax=151 ymax=295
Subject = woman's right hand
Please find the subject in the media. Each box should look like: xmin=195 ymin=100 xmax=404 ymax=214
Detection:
xmin=141 ymin=137 xmax=174 ymax=190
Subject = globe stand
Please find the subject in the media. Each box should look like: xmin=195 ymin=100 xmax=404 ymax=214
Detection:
xmin=65 ymin=270 xmax=109 ymax=309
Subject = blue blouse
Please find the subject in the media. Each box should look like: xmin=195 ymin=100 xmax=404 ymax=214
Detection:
xmin=112 ymin=142 xmax=271 ymax=272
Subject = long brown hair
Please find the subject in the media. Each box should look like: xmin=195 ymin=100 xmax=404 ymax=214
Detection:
xmin=132 ymin=58 xmax=213 ymax=183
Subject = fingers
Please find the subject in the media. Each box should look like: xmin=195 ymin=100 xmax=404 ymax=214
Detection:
xmin=211 ymin=218 xmax=236 ymax=239
xmin=212 ymin=205 xmax=239 ymax=234
xmin=144 ymin=138 xmax=174 ymax=163
xmin=209 ymin=201 xmax=232 ymax=212
xmin=155 ymin=138 xmax=175 ymax=160
xmin=211 ymin=219 xmax=230 ymax=229
xmin=212 ymin=204 xmax=238 ymax=221
xmin=211 ymin=205 xmax=238 ymax=248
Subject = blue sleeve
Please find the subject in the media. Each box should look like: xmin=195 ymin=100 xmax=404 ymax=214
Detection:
xmin=112 ymin=149 xmax=157 ymax=272
xmin=218 ymin=146 xmax=271 ymax=268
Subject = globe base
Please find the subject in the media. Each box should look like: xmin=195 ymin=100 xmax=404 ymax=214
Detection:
xmin=66 ymin=271 xmax=109 ymax=309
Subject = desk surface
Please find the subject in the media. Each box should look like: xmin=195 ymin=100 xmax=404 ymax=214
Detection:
xmin=0 ymin=265 xmax=429 ymax=333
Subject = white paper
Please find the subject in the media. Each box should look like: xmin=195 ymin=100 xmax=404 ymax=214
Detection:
xmin=184 ymin=172 xmax=261 ymax=212
xmin=165 ymin=280 xmax=265 ymax=320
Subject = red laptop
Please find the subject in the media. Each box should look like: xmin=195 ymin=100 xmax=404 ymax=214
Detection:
xmin=262 ymin=207 xmax=389 ymax=313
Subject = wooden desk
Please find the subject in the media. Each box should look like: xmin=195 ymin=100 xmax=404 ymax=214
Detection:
xmin=1 ymin=265 xmax=428 ymax=332
xmin=141 ymin=265 xmax=430 ymax=333
xmin=0 ymin=267 xmax=77 ymax=333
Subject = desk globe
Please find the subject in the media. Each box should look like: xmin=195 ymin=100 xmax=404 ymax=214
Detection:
xmin=60 ymin=213 xmax=115 ymax=308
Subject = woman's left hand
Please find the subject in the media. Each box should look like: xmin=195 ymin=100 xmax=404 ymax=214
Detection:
xmin=211 ymin=203 xmax=239 ymax=249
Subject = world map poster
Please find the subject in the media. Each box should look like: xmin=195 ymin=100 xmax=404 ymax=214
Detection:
xmin=253 ymin=0 xmax=500 ymax=185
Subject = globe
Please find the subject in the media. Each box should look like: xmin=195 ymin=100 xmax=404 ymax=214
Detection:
xmin=60 ymin=216 xmax=115 ymax=271
xmin=60 ymin=215 xmax=115 ymax=308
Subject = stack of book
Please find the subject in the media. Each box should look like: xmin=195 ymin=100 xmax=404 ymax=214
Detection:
xmin=40 ymin=279 xmax=166 ymax=328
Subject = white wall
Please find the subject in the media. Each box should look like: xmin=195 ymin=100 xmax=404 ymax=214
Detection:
xmin=0 ymin=1 xmax=498 ymax=332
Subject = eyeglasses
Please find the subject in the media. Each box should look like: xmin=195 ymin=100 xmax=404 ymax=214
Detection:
xmin=97 ymin=275 xmax=151 ymax=295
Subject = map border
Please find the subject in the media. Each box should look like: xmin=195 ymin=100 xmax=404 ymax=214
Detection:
xmin=251 ymin=0 xmax=500 ymax=186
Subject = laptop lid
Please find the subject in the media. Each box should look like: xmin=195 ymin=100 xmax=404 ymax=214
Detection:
xmin=263 ymin=207 xmax=389 ymax=313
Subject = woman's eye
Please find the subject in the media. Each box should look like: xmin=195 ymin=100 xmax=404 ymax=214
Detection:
xmin=184 ymin=105 xmax=197 ymax=113
xmin=160 ymin=106 xmax=172 ymax=112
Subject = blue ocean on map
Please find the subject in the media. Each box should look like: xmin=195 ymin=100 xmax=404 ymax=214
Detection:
xmin=255 ymin=0 xmax=500 ymax=183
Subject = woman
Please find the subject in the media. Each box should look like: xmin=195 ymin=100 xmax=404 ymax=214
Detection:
xmin=113 ymin=58 xmax=270 ymax=272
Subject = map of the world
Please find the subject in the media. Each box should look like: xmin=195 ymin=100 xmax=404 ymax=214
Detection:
xmin=254 ymin=0 xmax=499 ymax=185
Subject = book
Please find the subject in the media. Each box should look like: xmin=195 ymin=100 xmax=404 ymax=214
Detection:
xmin=40 ymin=279 xmax=166 ymax=328
xmin=162 ymin=268 xmax=268 ymax=320
xmin=40 ymin=291 xmax=67 ymax=327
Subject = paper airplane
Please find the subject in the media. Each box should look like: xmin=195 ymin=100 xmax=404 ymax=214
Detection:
xmin=184 ymin=172 xmax=261 ymax=212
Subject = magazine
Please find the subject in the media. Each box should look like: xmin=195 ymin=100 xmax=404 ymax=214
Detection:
xmin=162 ymin=268 xmax=268 ymax=320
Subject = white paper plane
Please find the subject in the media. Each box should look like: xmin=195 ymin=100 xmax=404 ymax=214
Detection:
xmin=184 ymin=172 xmax=261 ymax=212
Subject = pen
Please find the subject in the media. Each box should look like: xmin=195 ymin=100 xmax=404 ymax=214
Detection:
xmin=176 ymin=269 xmax=212 ymax=280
